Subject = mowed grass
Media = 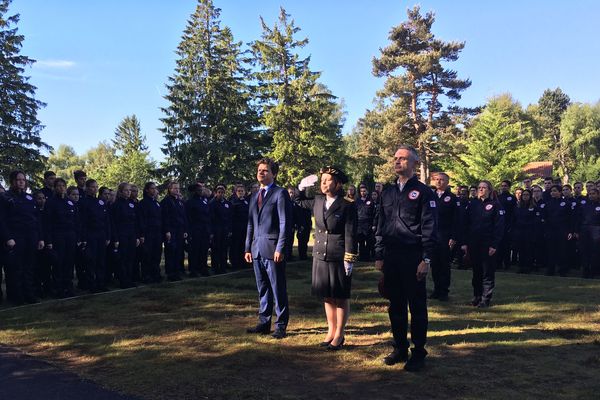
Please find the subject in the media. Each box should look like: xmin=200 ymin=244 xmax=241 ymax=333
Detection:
xmin=1 ymin=259 xmax=600 ymax=400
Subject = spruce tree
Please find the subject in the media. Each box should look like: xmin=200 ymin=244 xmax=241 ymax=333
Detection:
xmin=252 ymin=8 xmax=343 ymax=186
xmin=161 ymin=0 xmax=262 ymax=186
xmin=0 ymin=0 xmax=48 ymax=182
xmin=536 ymin=88 xmax=571 ymax=181
xmin=372 ymin=5 xmax=471 ymax=182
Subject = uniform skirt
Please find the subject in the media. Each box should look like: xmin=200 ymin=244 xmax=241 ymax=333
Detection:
xmin=312 ymin=258 xmax=351 ymax=299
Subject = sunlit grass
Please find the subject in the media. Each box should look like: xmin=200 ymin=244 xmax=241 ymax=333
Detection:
xmin=1 ymin=259 xmax=599 ymax=399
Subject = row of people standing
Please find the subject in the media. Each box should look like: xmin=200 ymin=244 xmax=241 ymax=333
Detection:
xmin=0 ymin=169 xmax=313 ymax=305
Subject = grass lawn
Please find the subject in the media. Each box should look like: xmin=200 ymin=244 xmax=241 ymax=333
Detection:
xmin=1 ymin=259 xmax=599 ymax=400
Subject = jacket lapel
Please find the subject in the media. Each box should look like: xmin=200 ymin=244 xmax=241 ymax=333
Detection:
xmin=324 ymin=196 xmax=342 ymax=220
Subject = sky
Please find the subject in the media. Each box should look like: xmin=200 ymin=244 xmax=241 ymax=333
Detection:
xmin=10 ymin=0 xmax=600 ymax=162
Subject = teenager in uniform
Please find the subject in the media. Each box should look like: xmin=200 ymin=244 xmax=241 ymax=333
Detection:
xmin=540 ymin=185 xmax=574 ymax=276
xmin=575 ymin=188 xmax=600 ymax=278
xmin=161 ymin=181 xmax=188 ymax=281
xmin=511 ymin=189 xmax=536 ymax=273
xmin=185 ymin=183 xmax=211 ymax=276
xmin=209 ymin=184 xmax=232 ymax=274
xmin=355 ymin=184 xmax=375 ymax=261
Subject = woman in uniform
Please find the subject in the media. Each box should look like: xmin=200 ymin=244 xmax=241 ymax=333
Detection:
xmin=575 ymin=188 xmax=600 ymax=278
xmin=110 ymin=183 xmax=141 ymax=289
xmin=161 ymin=181 xmax=188 ymax=281
xmin=185 ymin=183 xmax=211 ymax=277
xmin=209 ymin=184 xmax=232 ymax=275
xmin=541 ymin=185 xmax=574 ymax=276
xmin=0 ymin=171 xmax=44 ymax=304
xmin=511 ymin=189 xmax=536 ymax=273
xmin=460 ymin=180 xmax=504 ymax=308
xmin=139 ymin=182 xmax=164 ymax=283
xmin=295 ymin=166 xmax=357 ymax=350
xmin=230 ymin=184 xmax=250 ymax=269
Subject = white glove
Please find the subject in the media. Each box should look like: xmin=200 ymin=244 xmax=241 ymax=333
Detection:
xmin=344 ymin=261 xmax=353 ymax=276
xmin=298 ymin=174 xmax=319 ymax=191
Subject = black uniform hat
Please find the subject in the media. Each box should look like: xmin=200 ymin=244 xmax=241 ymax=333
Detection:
xmin=320 ymin=166 xmax=349 ymax=184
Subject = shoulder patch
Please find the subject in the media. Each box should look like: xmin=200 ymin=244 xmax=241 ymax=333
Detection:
xmin=485 ymin=204 xmax=493 ymax=211
xmin=129 ymin=203 xmax=135 ymax=208
xmin=366 ymin=201 xmax=371 ymax=205
xmin=408 ymin=190 xmax=420 ymax=200
xmin=581 ymin=200 xmax=587 ymax=205
xmin=68 ymin=200 xmax=74 ymax=206
xmin=99 ymin=200 xmax=105 ymax=206
xmin=596 ymin=206 xmax=600 ymax=212
xmin=507 ymin=196 xmax=513 ymax=201
xmin=560 ymin=201 xmax=566 ymax=207
xmin=444 ymin=196 xmax=451 ymax=203
xmin=224 ymin=203 xmax=230 ymax=208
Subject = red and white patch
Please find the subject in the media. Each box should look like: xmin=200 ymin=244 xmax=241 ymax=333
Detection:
xmin=408 ymin=190 xmax=420 ymax=200
xmin=485 ymin=204 xmax=493 ymax=211
xmin=444 ymin=196 xmax=451 ymax=203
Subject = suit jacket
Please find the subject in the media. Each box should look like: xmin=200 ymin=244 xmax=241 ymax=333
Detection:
xmin=245 ymin=184 xmax=292 ymax=260
xmin=295 ymin=193 xmax=357 ymax=262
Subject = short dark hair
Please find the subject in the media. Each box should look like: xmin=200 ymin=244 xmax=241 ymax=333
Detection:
xmin=562 ymin=184 xmax=572 ymax=190
xmin=67 ymin=186 xmax=79 ymax=196
xmin=143 ymin=182 xmax=156 ymax=194
xmin=257 ymin=157 xmax=279 ymax=176
xmin=99 ymin=186 xmax=110 ymax=196
xmin=544 ymin=176 xmax=553 ymax=182
xmin=574 ymin=181 xmax=583 ymax=186
xmin=85 ymin=179 xmax=97 ymax=188
xmin=44 ymin=171 xmax=56 ymax=179
xmin=501 ymin=180 xmax=511 ymax=186
xmin=74 ymin=170 xmax=87 ymax=180
xmin=54 ymin=178 xmax=67 ymax=188
xmin=550 ymin=184 xmax=562 ymax=192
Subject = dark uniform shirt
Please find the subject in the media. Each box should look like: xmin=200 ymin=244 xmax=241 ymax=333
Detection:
xmin=575 ymin=200 xmax=600 ymax=231
xmin=110 ymin=197 xmax=140 ymax=240
xmin=460 ymin=197 xmax=505 ymax=249
xmin=540 ymin=197 xmax=574 ymax=234
xmin=185 ymin=195 xmax=211 ymax=234
xmin=231 ymin=196 xmax=250 ymax=233
xmin=209 ymin=198 xmax=232 ymax=235
xmin=375 ymin=176 xmax=438 ymax=261
xmin=434 ymin=189 xmax=460 ymax=239
xmin=355 ymin=196 xmax=375 ymax=235
xmin=80 ymin=195 xmax=111 ymax=241
xmin=497 ymin=192 xmax=517 ymax=229
xmin=138 ymin=195 xmax=162 ymax=235
xmin=512 ymin=204 xmax=537 ymax=243
xmin=43 ymin=195 xmax=80 ymax=243
xmin=0 ymin=190 xmax=43 ymax=239
xmin=160 ymin=195 xmax=188 ymax=235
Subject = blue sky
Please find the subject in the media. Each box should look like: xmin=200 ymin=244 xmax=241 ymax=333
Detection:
xmin=11 ymin=0 xmax=600 ymax=161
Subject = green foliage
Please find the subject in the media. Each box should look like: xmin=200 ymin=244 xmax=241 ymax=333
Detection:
xmin=82 ymin=141 xmax=117 ymax=188
xmin=252 ymin=8 xmax=343 ymax=186
xmin=46 ymin=144 xmax=85 ymax=185
xmin=559 ymin=102 xmax=600 ymax=181
xmin=371 ymin=5 xmax=471 ymax=182
xmin=103 ymin=115 xmax=155 ymax=188
xmin=0 ymin=0 xmax=49 ymax=183
xmin=161 ymin=0 xmax=263 ymax=186
xmin=453 ymin=95 xmax=547 ymax=185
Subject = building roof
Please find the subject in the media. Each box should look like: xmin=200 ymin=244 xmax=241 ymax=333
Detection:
xmin=522 ymin=161 xmax=553 ymax=179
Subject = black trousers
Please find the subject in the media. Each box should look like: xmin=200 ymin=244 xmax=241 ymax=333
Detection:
xmin=431 ymin=233 xmax=451 ymax=296
xmin=230 ymin=227 xmax=248 ymax=269
xmin=52 ymin=231 xmax=76 ymax=294
xmin=514 ymin=239 xmax=534 ymax=273
xmin=211 ymin=231 xmax=229 ymax=272
xmin=469 ymin=241 xmax=496 ymax=304
xmin=579 ymin=226 xmax=600 ymax=278
xmin=116 ymin=234 xmax=136 ymax=288
xmin=5 ymin=231 xmax=38 ymax=304
xmin=35 ymin=248 xmax=53 ymax=296
xmin=142 ymin=230 xmax=163 ymax=281
xmin=86 ymin=235 xmax=107 ymax=291
xmin=297 ymin=224 xmax=310 ymax=259
xmin=189 ymin=229 xmax=209 ymax=274
xmin=357 ymin=229 xmax=373 ymax=261
xmin=497 ymin=230 xmax=512 ymax=269
xmin=383 ymin=245 xmax=428 ymax=354
xmin=164 ymin=231 xmax=185 ymax=279
xmin=545 ymin=231 xmax=569 ymax=276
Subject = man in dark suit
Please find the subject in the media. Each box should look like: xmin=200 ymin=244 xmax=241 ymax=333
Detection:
xmin=245 ymin=158 xmax=292 ymax=339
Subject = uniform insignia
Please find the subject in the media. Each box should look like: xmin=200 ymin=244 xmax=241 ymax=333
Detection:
xmin=456 ymin=201 xmax=461 ymax=206
xmin=528 ymin=207 xmax=534 ymax=211
xmin=560 ymin=202 xmax=566 ymax=207
xmin=68 ymin=201 xmax=74 ymax=206
xmin=224 ymin=203 xmax=229 ymax=208
xmin=429 ymin=200 xmax=436 ymax=208
xmin=499 ymin=210 xmax=505 ymax=215
xmin=203 ymin=199 xmax=207 ymax=204
xmin=335 ymin=214 xmax=341 ymax=218
xmin=540 ymin=203 xmax=545 ymax=208
xmin=485 ymin=204 xmax=493 ymax=211
xmin=366 ymin=201 xmax=371 ymax=205
xmin=408 ymin=190 xmax=420 ymax=200
xmin=129 ymin=203 xmax=134 ymax=208
xmin=596 ymin=206 xmax=600 ymax=211
xmin=156 ymin=203 xmax=160 ymax=207
xmin=99 ymin=200 xmax=105 ymax=205
xmin=26 ymin=195 xmax=33 ymax=200
xmin=507 ymin=196 xmax=513 ymax=201
xmin=581 ymin=200 xmax=587 ymax=205
xmin=244 ymin=200 xmax=248 ymax=205
xmin=444 ymin=196 xmax=451 ymax=202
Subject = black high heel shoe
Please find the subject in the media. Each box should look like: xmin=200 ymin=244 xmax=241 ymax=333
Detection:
xmin=319 ymin=339 xmax=333 ymax=347
xmin=327 ymin=336 xmax=345 ymax=351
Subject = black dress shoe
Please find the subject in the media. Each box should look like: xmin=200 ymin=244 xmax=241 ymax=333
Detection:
xmin=271 ymin=330 xmax=287 ymax=339
xmin=319 ymin=339 xmax=333 ymax=347
xmin=327 ymin=336 xmax=345 ymax=351
xmin=246 ymin=325 xmax=271 ymax=334
xmin=383 ymin=348 xmax=408 ymax=365
xmin=404 ymin=354 xmax=426 ymax=372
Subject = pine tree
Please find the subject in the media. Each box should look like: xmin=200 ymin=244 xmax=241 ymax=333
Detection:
xmin=161 ymin=0 xmax=262 ymax=186
xmin=105 ymin=115 xmax=155 ymax=188
xmin=252 ymin=8 xmax=343 ymax=186
xmin=0 ymin=0 xmax=49 ymax=182
xmin=536 ymin=88 xmax=571 ymax=181
xmin=372 ymin=5 xmax=471 ymax=182
xmin=454 ymin=95 xmax=547 ymax=185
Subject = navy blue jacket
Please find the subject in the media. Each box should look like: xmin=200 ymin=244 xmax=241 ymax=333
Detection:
xmin=511 ymin=204 xmax=537 ymax=243
xmin=245 ymin=184 xmax=292 ymax=260
xmin=231 ymin=196 xmax=249 ymax=233
xmin=575 ymin=200 xmax=600 ymax=233
xmin=110 ymin=197 xmax=141 ymax=240
xmin=498 ymin=192 xmax=517 ymax=230
xmin=209 ymin=198 xmax=233 ymax=235
xmin=139 ymin=195 xmax=162 ymax=236
xmin=434 ymin=189 xmax=460 ymax=240
xmin=0 ymin=190 xmax=43 ymax=240
xmin=185 ymin=195 xmax=211 ymax=234
xmin=160 ymin=195 xmax=188 ymax=235
xmin=80 ymin=195 xmax=111 ymax=241
xmin=540 ymin=197 xmax=574 ymax=234
xmin=43 ymin=195 xmax=80 ymax=243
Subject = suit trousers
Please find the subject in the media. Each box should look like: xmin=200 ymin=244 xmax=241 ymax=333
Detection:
xmin=253 ymin=257 xmax=289 ymax=331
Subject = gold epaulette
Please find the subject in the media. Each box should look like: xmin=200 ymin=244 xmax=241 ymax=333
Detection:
xmin=344 ymin=252 xmax=358 ymax=262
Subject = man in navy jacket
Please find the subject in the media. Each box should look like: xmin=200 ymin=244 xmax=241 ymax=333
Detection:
xmin=245 ymin=158 xmax=292 ymax=339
